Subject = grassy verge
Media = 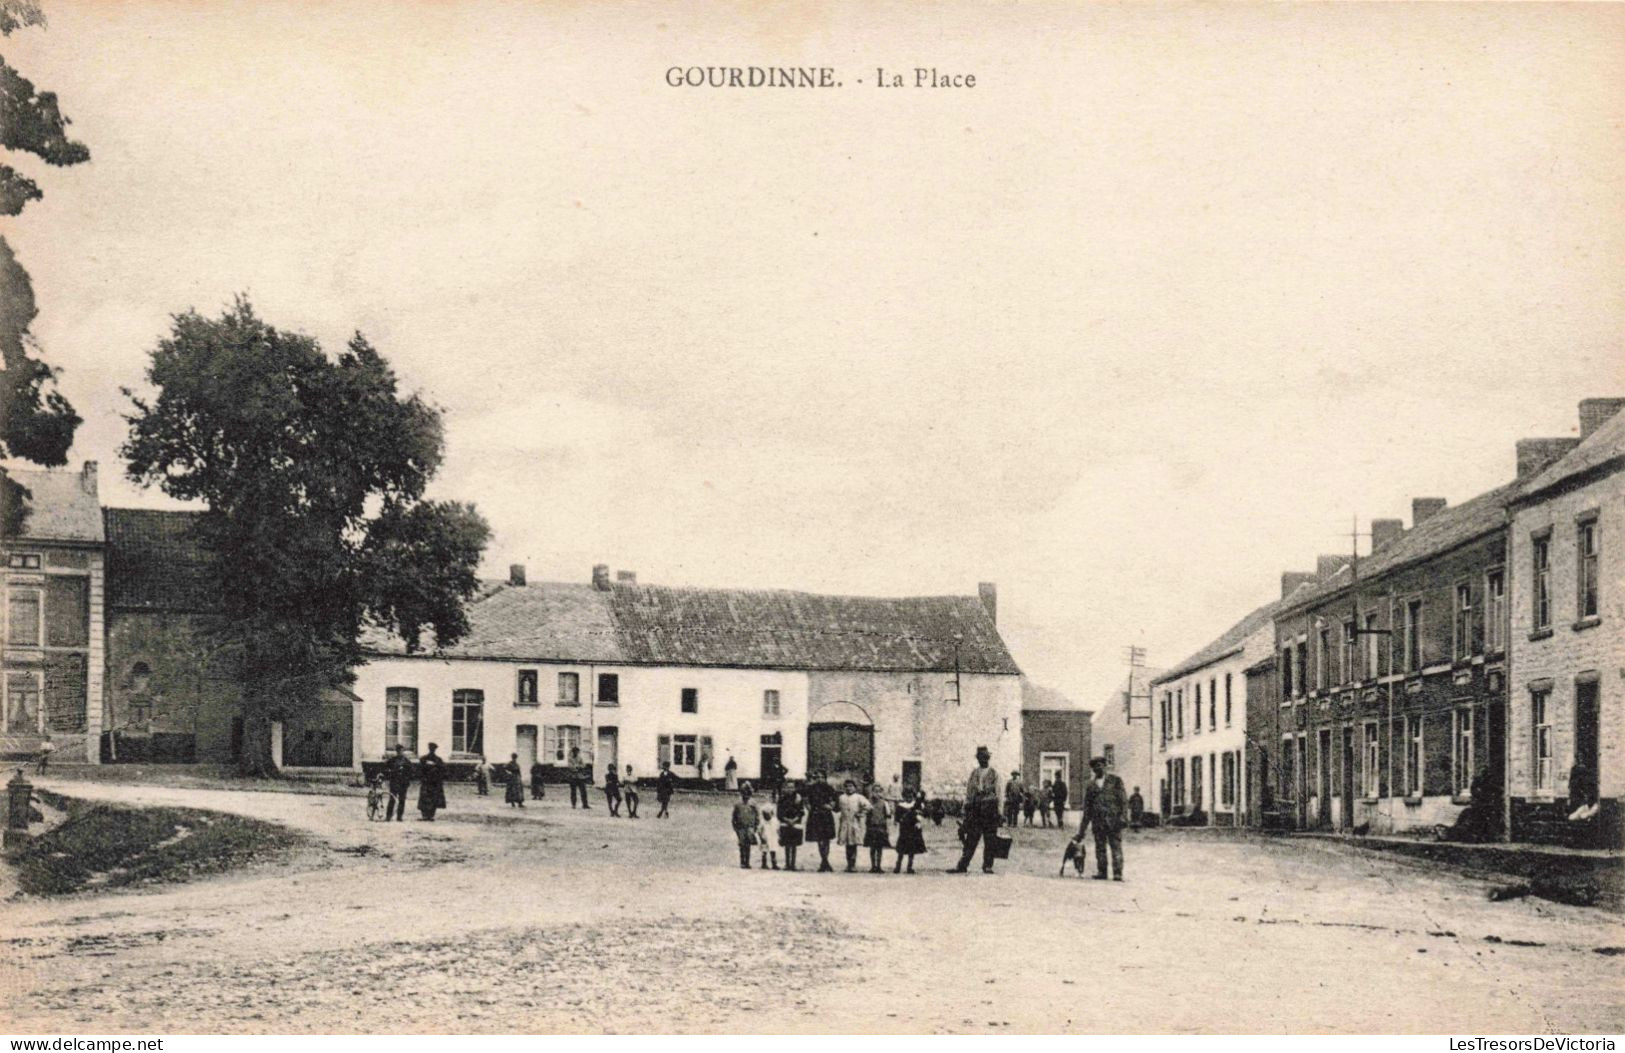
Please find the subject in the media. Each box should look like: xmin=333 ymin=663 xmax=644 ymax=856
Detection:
xmin=11 ymin=798 xmax=306 ymax=896
xmin=42 ymin=763 xmax=366 ymax=796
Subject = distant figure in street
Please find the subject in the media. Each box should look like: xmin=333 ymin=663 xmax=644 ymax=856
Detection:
xmin=1022 ymin=784 xmax=1038 ymax=827
xmin=757 ymin=801 xmax=780 ymax=869
xmin=504 ymin=754 xmax=525 ymax=808
xmin=723 ymin=754 xmax=739 ymax=792
xmin=656 ymin=761 xmax=677 ymax=818
xmin=1004 ymin=770 xmax=1024 ymax=827
xmin=892 ymin=787 xmax=927 ymax=873
xmin=384 ymin=743 xmax=413 ymax=822
xmin=1129 ymin=786 xmax=1146 ymax=830
xmin=1051 ymin=773 xmax=1069 ymax=830
xmin=697 ymin=749 xmax=712 ymax=787
xmin=804 ymin=770 xmax=838 ymax=872
xmin=35 ymin=733 xmax=55 ymax=775
xmin=568 ymin=746 xmax=592 ymax=809
xmin=1077 ymin=756 xmax=1127 ymax=880
xmin=1039 ymin=778 xmax=1054 ymax=827
xmin=887 ymin=774 xmax=902 ymax=803
xmin=529 ymin=760 xmax=546 ymax=801
xmin=778 ymin=783 xmax=806 ymax=871
xmin=731 ymin=784 xmax=760 ymax=870
xmin=950 ymin=746 xmax=1003 ymax=874
xmin=417 ymin=742 xmax=447 ymax=821
xmin=604 ymin=764 xmax=622 ymax=816
xmin=836 ymin=779 xmax=869 ymax=873
xmin=623 ymin=764 xmax=640 ymax=818
xmin=472 ymin=755 xmax=490 ymax=796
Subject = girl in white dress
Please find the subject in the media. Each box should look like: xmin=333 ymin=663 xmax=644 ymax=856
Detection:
xmin=756 ymin=802 xmax=781 ymax=869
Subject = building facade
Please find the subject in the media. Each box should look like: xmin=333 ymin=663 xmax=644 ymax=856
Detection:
xmin=1089 ymin=669 xmax=1162 ymax=815
xmin=1 ymin=464 xmax=105 ymax=763
xmin=1507 ymin=399 xmax=1624 ymax=845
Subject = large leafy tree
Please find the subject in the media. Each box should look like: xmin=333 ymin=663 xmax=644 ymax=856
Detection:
xmin=0 ymin=0 xmax=89 ymax=537
xmin=122 ymin=299 xmax=491 ymax=774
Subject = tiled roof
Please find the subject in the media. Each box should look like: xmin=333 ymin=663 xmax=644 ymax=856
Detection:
xmin=1278 ymin=480 xmax=1519 ymax=617
xmin=366 ymin=580 xmax=1021 ymax=675
xmin=4 ymin=468 xmax=104 ymax=543
xmin=104 ymin=508 xmax=218 ymax=612
xmin=1514 ymin=408 xmax=1625 ymax=502
xmin=1022 ymin=678 xmax=1086 ymax=712
xmin=1152 ymin=601 xmax=1280 ymax=685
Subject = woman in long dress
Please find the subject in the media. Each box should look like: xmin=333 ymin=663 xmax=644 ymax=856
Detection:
xmin=804 ymin=772 xmax=837 ymax=872
xmin=504 ymin=753 xmax=526 ymax=807
xmin=777 ymin=784 xmax=806 ymax=871
xmin=893 ymin=787 xmax=928 ymax=873
xmin=835 ymin=779 xmax=869 ymax=873
xmin=417 ymin=742 xmax=447 ymax=820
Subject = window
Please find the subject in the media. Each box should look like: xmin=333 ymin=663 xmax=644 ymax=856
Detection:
xmin=680 ymin=687 xmax=698 ymax=714
xmin=597 ymin=673 xmax=619 ymax=705
xmin=1532 ymin=535 xmax=1551 ymax=631
xmin=1221 ymin=751 xmax=1236 ymax=807
xmin=1404 ymin=714 xmax=1423 ymax=797
xmin=1193 ymin=683 xmax=1202 ymax=735
xmin=1578 ymin=518 xmax=1599 ymax=620
xmin=1453 ymin=584 xmax=1475 ymax=661
xmin=762 ymin=689 xmax=780 ymax=717
xmin=452 ymin=689 xmax=484 ymax=755
xmin=1176 ymin=688 xmax=1183 ymax=737
xmin=1280 ymin=735 xmax=1296 ymax=797
xmin=557 ymin=672 xmax=580 ymax=706
xmin=1335 ymin=620 xmax=1351 ymax=684
xmin=1316 ymin=626 xmax=1330 ymax=690
xmin=1485 ymin=570 xmax=1505 ymax=653
xmin=1208 ymin=677 xmax=1217 ymax=729
xmin=44 ymin=576 xmax=88 ymax=647
xmin=1452 ymin=706 xmax=1474 ymax=798
xmin=1531 ymin=688 xmax=1552 ymax=793
xmin=1160 ymin=692 xmax=1169 ymax=746
xmin=1294 ymin=643 xmax=1306 ymax=697
xmin=1224 ymin=673 xmax=1232 ymax=725
xmin=1404 ymin=600 xmax=1422 ymax=672
xmin=1363 ymin=612 xmax=1381 ymax=678
xmin=385 ymin=687 xmax=419 ymax=752
xmin=1363 ymin=723 xmax=1379 ymax=798
xmin=3 ymin=670 xmax=40 ymax=733
xmin=1103 ymin=744 xmax=1116 ymax=770
xmin=515 ymin=670 xmax=538 ymax=707
xmin=6 ymin=553 xmax=41 ymax=569
xmin=672 ymin=733 xmax=698 ymax=767
xmin=7 ymin=589 xmax=41 ymax=647
xmin=1281 ymin=648 xmax=1293 ymax=700
xmin=545 ymin=724 xmax=583 ymax=763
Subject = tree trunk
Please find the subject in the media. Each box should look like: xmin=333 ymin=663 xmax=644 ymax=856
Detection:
xmin=238 ymin=706 xmax=279 ymax=777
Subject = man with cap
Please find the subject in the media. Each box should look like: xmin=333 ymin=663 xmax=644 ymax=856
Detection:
xmin=383 ymin=743 xmax=414 ymax=822
xmin=1004 ymin=770 xmax=1024 ymax=827
xmin=949 ymin=745 xmax=1003 ymax=874
xmin=1077 ymin=755 xmax=1128 ymax=880
xmin=417 ymin=742 xmax=447 ymax=821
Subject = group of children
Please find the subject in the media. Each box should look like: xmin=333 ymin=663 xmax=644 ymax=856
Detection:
xmin=467 ymin=757 xmax=644 ymax=815
xmin=730 ymin=777 xmax=931 ymax=874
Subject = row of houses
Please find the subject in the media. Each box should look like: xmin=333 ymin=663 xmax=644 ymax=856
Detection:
xmin=0 ymin=468 xmax=1096 ymax=800
xmin=1148 ymin=397 xmax=1623 ymax=846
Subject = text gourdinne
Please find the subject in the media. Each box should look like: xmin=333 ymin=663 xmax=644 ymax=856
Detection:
xmin=665 ymin=67 xmax=975 ymax=89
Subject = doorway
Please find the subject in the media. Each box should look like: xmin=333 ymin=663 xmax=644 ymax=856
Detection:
xmin=1575 ymin=679 xmax=1601 ymax=801
xmin=807 ymin=721 xmax=874 ymax=788
xmin=760 ymin=732 xmax=784 ymax=790
xmin=1039 ymin=752 xmax=1070 ymax=806
xmin=1340 ymin=726 xmax=1355 ymax=831
xmin=596 ymin=726 xmax=618 ymax=784
xmin=901 ymin=760 xmax=923 ymax=797
xmin=516 ymin=725 xmax=537 ymax=769
xmin=1317 ymin=729 xmax=1333 ymax=828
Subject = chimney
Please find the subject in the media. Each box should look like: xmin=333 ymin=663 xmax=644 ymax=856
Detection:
xmin=591 ymin=564 xmax=611 ymax=591
xmin=1411 ymin=498 xmax=1447 ymax=526
xmin=508 ymin=563 xmax=526 ymax=587
xmin=1578 ymin=398 xmax=1625 ymax=440
xmin=79 ymin=460 xmax=98 ymax=497
xmin=1370 ymin=518 xmax=1404 ymax=551
xmin=1515 ymin=438 xmax=1580 ymax=480
xmin=977 ymin=582 xmax=997 ymax=624
xmin=1316 ymin=554 xmax=1350 ymax=580
xmin=616 ymin=570 xmax=637 ymax=585
xmin=1281 ymin=571 xmax=1316 ymax=599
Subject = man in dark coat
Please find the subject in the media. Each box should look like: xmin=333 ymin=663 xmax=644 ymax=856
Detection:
xmin=949 ymin=746 xmax=1003 ymax=874
xmin=1077 ymin=756 xmax=1128 ymax=880
xmin=417 ymin=742 xmax=447 ymax=821
xmin=384 ymin=744 xmax=413 ymax=822
xmin=655 ymin=760 xmax=678 ymax=818
xmin=1129 ymin=786 xmax=1145 ymax=830
xmin=1051 ymin=772 xmax=1069 ymax=829
xmin=568 ymin=746 xmax=592 ymax=809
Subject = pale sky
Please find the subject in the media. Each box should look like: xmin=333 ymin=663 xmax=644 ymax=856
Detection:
xmin=6 ymin=1 xmax=1622 ymax=705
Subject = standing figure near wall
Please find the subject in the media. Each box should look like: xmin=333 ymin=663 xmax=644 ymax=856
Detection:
xmin=417 ymin=743 xmax=447 ymax=821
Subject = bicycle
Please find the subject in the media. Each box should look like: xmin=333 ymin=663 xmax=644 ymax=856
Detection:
xmin=366 ymin=778 xmax=397 ymax=822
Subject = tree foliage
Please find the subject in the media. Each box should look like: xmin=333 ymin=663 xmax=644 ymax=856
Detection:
xmin=0 ymin=0 xmax=89 ymax=537
xmin=122 ymin=299 xmax=491 ymax=773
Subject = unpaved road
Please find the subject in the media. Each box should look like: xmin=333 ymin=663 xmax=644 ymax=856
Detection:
xmin=3 ymin=779 xmax=1621 ymax=1034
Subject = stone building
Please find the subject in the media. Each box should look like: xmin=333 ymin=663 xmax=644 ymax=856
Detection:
xmin=353 ymin=566 xmax=1025 ymax=794
xmin=1020 ymin=679 xmax=1093 ymax=808
xmin=1506 ymin=399 xmax=1624 ymax=846
xmin=0 ymin=463 xmax=105 ymax=762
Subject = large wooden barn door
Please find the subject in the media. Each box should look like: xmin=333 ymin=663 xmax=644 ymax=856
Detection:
xmin=807 ymin=721 xmax=874 ymax=789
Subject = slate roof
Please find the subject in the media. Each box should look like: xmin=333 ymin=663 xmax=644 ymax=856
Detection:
xmin=1513 ymin=408 xmax=1625 ymax=503
xmin=104 ymin=508 xmax=219 ymax=612
xmin=366 ymin=580 xmax=1021 ymax=675
xmin=1152 ymin=600 xmax=1280 ymax=685
xmin=1022 ymin=678 xmax=1087 ymax=712
xmin=4 ymin=468 xmax=104 ymax=544
xmin=1277 ymin=480 xmax=1520 ymax=617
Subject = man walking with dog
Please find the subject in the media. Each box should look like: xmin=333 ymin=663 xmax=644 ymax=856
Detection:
xmin=1077 ymin=756 xmax=1128 ymax=881
xmin=949 ymin=745 xmax=1004 ymax=874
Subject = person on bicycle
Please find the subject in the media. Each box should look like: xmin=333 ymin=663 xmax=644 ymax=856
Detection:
xmin=384 ymin=743 xmax=413 ymax=822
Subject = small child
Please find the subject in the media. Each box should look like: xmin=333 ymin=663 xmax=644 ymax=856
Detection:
xmin=1022 ymin=788 xmax=1037 ymax=827
xmin=1039 ymin=778 xmax=1053 ymax=827
xmin=863 ymin=784 xmax=891 ymax=873
xmin=731 ymin=784 xmax=760 ymax=870
xmin=473 ymin=756 xmax=490 ymax=796
xmin=757 ymin=802 xmax=780 ymax=869
xmin=622 ymin=764 xmax=640 ymax=818
xmin=604 ymin=764 xmax=622 ymax=816
xmin=893 ymin=787 xmax=927 ymax=874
